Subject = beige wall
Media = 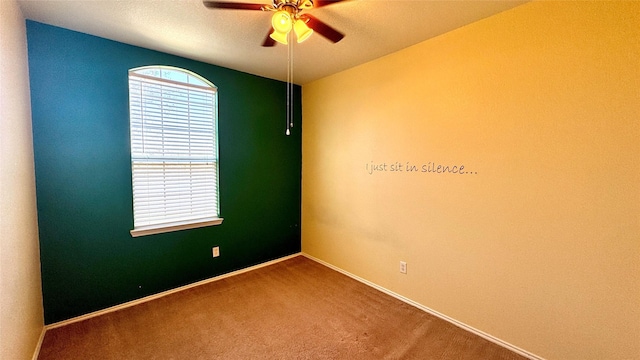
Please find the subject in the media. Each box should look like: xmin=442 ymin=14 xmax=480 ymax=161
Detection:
xmin=302 ymin=2 xmax=639 ymax=359
xmin=0 ymin=0 xmax=45 ymax=359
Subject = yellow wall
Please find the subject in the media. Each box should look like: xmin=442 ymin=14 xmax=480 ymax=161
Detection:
xmin=0 ymin=0 xmax=45 ymax=358
xmin=302 ymin=2 xmax=639 ymax=359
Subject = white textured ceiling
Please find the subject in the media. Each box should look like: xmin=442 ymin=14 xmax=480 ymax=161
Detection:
xmin=18 ymin=0 xmax=528 ymax=84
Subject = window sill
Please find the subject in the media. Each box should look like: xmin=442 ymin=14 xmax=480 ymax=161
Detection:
xmin=130 ymin=218 xmax=224 ymax=237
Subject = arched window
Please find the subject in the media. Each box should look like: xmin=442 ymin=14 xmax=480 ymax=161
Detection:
xmin=128 ymin=66 xmax=222 ymax=237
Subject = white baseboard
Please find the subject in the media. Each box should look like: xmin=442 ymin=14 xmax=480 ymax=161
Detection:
xmin=31 ymin=326 xmax=46 ymax=360
xmin=40 ymin=252 xmax=543 ymax=360
xmin=45 ymin=253 xmax=301 ymax=330
xmin=302 ymin=253 xmax=545 ymax=360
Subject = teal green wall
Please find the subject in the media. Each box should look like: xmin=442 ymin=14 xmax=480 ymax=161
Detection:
xmin=26 ymin=21 xmax=302 ymax=324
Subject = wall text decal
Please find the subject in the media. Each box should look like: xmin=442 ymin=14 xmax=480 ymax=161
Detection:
xmin=366 ymin=161 xmax=477 ymax=175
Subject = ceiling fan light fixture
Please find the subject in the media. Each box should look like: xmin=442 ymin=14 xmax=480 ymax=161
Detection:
xmin=270 ymin=10 xmax=293 ymax=45
xmin=271 ymin=10 xmax=293 ymax=34
xmin=298 ymin=0 xmax=314 ymax=9
xmin=270 ymin=29 xmax=289 ymax=45
xmin=293 ymin=19 xmax=313 ymax=43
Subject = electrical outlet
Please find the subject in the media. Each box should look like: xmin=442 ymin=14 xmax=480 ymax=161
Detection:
xmin=212 ymin=246 xmax=220 ymax=258
xmin=400 ymin=261 xmax=407 ymax=274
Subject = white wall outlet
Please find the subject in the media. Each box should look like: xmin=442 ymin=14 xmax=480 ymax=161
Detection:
xmin=212 ymin=246 xmax=220 ymax=258
xmin=400 ymin=261 xmax=407 ymax=274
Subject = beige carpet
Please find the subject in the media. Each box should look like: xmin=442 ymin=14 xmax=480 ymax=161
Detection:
xmin=38 ymin=256 xmax=527 ymax=359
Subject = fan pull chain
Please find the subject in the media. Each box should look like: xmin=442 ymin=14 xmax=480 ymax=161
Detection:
xmin=289 ymin=35 xmax=294 ymax=131
xmin=286 ymin=31 xmax=294 ymax=136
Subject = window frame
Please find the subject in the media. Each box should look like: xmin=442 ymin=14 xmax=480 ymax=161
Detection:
xmin=128 ymin=65 xmax=223 ymax=237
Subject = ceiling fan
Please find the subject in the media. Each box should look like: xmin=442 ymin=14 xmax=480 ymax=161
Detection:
xmin=203 ymin=0 xmax=346 ymax=46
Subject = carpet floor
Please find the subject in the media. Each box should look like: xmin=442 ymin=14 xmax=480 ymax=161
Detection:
xmin=38 ymin=255 xmax=527 ymax=359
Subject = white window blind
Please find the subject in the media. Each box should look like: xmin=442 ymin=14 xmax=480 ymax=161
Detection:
xmin=129 ymin=67 xmax=220 ymax=236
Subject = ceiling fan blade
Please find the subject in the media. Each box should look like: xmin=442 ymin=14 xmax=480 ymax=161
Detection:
xmin=302 ymin=14 xmax=345 ymax=43
xmin=313 ymin=0 xmax=347 ymax=8
xmin=203 ymin=1 xmax=265 ymax=10
xmin=262 ymin=29 xmax=276 ymax=47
